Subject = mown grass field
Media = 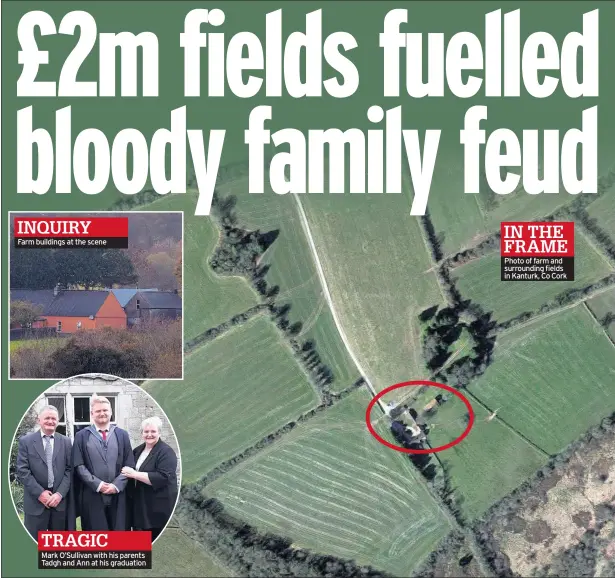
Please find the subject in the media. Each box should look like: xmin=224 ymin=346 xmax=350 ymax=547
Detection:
xmin=217 ymin=179 xmax=360 ymax=391
xmin=587 ymin=286 xmax=615 ymax=341
xmin=145 ymin=315 xmax=319 ymax=481
xmin=301 ymin=186 xmax=444 ymax=392
xmin=101 ymin=529 xmax=230 ymax=577
xmin=139 ymin=194 xmax=259 ymax=340
xmin=426 ymin=398 xmax=548 ymax=520
xmin=207 ymin=388 xmax=452 ymax=576
xmin=453 ymin=231 xmax=613 ymax=321
xmin=469 ymin=305 xmax=615 ymax=455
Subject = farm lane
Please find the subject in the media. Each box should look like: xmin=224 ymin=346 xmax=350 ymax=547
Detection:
xmin=293 ymin=195 xmax=384 ymax=411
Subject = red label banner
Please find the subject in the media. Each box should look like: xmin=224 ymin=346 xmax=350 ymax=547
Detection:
xmin=14 ymin=217 xmax=129 ymax=238
xmin=500 ymin=222 xmax=575 ymax=257
xmin=38 ymin=531 xmax=152 ymax=551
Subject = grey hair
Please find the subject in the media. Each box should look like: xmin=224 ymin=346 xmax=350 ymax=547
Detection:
xmin=38 ymin=405 xmax=60 ymax=418
xmin=141 ymin=416 xmax=163 ymax=432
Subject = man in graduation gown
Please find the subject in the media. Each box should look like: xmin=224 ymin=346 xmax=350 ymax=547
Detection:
xmin=71 ymin=395 xmax=135 ymax=530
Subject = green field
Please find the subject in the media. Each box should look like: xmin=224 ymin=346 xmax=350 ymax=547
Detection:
xmin=104 ymin=529 xmax=230 ymax=577
xmin=146 ymin=315 xmax=319 ymax=480
xmin=453 ymin=232 xmax=613 ymax=322
xmin=428 ymin=162 xmax=571 ymax=256
xmin=469 ymin=305 xmax=615 ymax=454
xmin=9 ymin=337 xmax=64 ymax=353
xmin=426 ymin=398 xmax=547 ymax=520
xmin=217 ymin=179 xmax=360 ymax=391
xmin=301 ymin=185 xmax=444 ymax=392
xmin=427 ymin=109 xmax=615 ymax=256
xmin=207 ymin=388 xmax=451 ymax=576
xmin=587 ymin=178 xmax=615 ymax=244
xmin=587 ymin=286 xmax=615 ymax=341
xmin=139 ymin=194 xmax=259 ymax=340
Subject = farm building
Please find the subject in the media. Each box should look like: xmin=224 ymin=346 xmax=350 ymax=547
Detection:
xmin=10 ymin=287 xmax=126 ymax=334
xmin=124 ymin=290 xmax=182 ymax=326
xmin=108 ymin=288 xmax=159 ymax=308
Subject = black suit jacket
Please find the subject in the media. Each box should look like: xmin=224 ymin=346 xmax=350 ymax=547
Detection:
xmin=16 ymin=431 xmax=72 ymax=516
xmin=129 ymin=439 xmax=178 ymax=530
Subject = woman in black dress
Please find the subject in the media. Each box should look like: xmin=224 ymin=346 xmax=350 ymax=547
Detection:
xmin=121 ymin=416 xmax=178 ymax=541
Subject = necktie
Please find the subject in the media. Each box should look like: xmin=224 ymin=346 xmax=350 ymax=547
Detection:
xmin=43 ymin=435 xmax=54 ymax=489
xmin=100 ymin=430 xmax=107 ymax=441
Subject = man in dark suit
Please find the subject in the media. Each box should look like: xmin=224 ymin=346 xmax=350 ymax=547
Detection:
xmin=16 ymin=405 xmax=72 ymax=540
xmin=72 ymin=396 xmax=134 ymax=530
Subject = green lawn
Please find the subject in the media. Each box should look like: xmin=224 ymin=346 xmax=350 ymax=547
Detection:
xmin=427 ymin=399 xmax=547 ymax=520
xmin=10 ymin=337 xmax=64 ymax=353
xmin=587 ymin=286 xmax=615 ymax=341
xmin=300 ymin=179 xmax=444 ymax=392
xmin=218 ymin=179 xmax=360 ymax=391
xmin=139 ymin=194 xmax=259 ymax=340
xmin=145 ymin=315 xmax=319 ymax=481
xmin=453 ymin=231 xmax=613 ymax=322
xmin=207 ymin=388 xmax=452 ymax=577
xmin=469 ymin=305 xmax=615 ymax=455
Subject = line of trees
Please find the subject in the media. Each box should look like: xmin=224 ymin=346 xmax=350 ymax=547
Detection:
xmin=569 ymin=206 xmax=615 ymax=265
xmin=10 ymin=245 xmax=137 ymax=290
xmin=497 ymin=273 xmax=615 ymax=332
xmin=209 ymin=192 xmax=337 ymax=400
xmin=446 ymin=233 xmax=501 ymax=269
xmin=176 ymin=486 xmax=392 ymax=578
xmin=414 ymin=531 xmax=478 ymax=578
xmin=185 ymin=304 xmax=270 ymax=352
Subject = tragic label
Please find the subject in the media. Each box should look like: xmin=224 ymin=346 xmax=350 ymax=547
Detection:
xmin=500 ymin=222 xmax=575 ymax=281
xmin=38 ymin=531 xmax=152 ymax=570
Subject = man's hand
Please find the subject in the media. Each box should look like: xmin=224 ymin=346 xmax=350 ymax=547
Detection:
xmin=46 ymin=493 xmax=62 ymax=508
xmin=38 ymin=490 xmax=53 ymax=507
xmin=101 ymin=484 xmax=118 ymax=495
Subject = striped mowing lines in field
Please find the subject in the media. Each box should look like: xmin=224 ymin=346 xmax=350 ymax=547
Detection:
xmin=217 ymin=181 xmax=361 ymax=391
xmin=469 ymin=305 xmax=615 ymax=455
xmin=145 ymin=315 xmax=319 ymax=481
xmin=139 ymin=194 xmax=259 ymax=340
xmin=453 ymin=231 xmax=613 ymax=322
xmin=208 ymin=389 xmax=452 ymax=576
xmin=300 ymin=191 xmax=444 ymax=393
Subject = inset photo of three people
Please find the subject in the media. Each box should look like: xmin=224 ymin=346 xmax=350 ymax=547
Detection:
xmin=9 ymin=373 xmax=182 ymax=543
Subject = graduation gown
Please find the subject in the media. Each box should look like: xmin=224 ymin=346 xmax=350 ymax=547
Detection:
xmin=70 ymin=426 xmax=135 ymax=531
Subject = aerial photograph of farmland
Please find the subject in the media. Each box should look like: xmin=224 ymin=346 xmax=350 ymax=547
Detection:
xmin=102 ymin=155 xmax=615 ymax=578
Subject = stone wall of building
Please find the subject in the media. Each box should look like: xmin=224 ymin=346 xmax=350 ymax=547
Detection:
xmin=31 ymin=373 xmax=181 ymax=480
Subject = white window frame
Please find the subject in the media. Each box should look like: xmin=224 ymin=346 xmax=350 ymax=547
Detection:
xmin=44 ymin=393 xmax=118 ymax=439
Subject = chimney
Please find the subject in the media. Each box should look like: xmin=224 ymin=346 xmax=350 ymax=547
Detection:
xmin=53 ymin=283 xmax=61 ymax=297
